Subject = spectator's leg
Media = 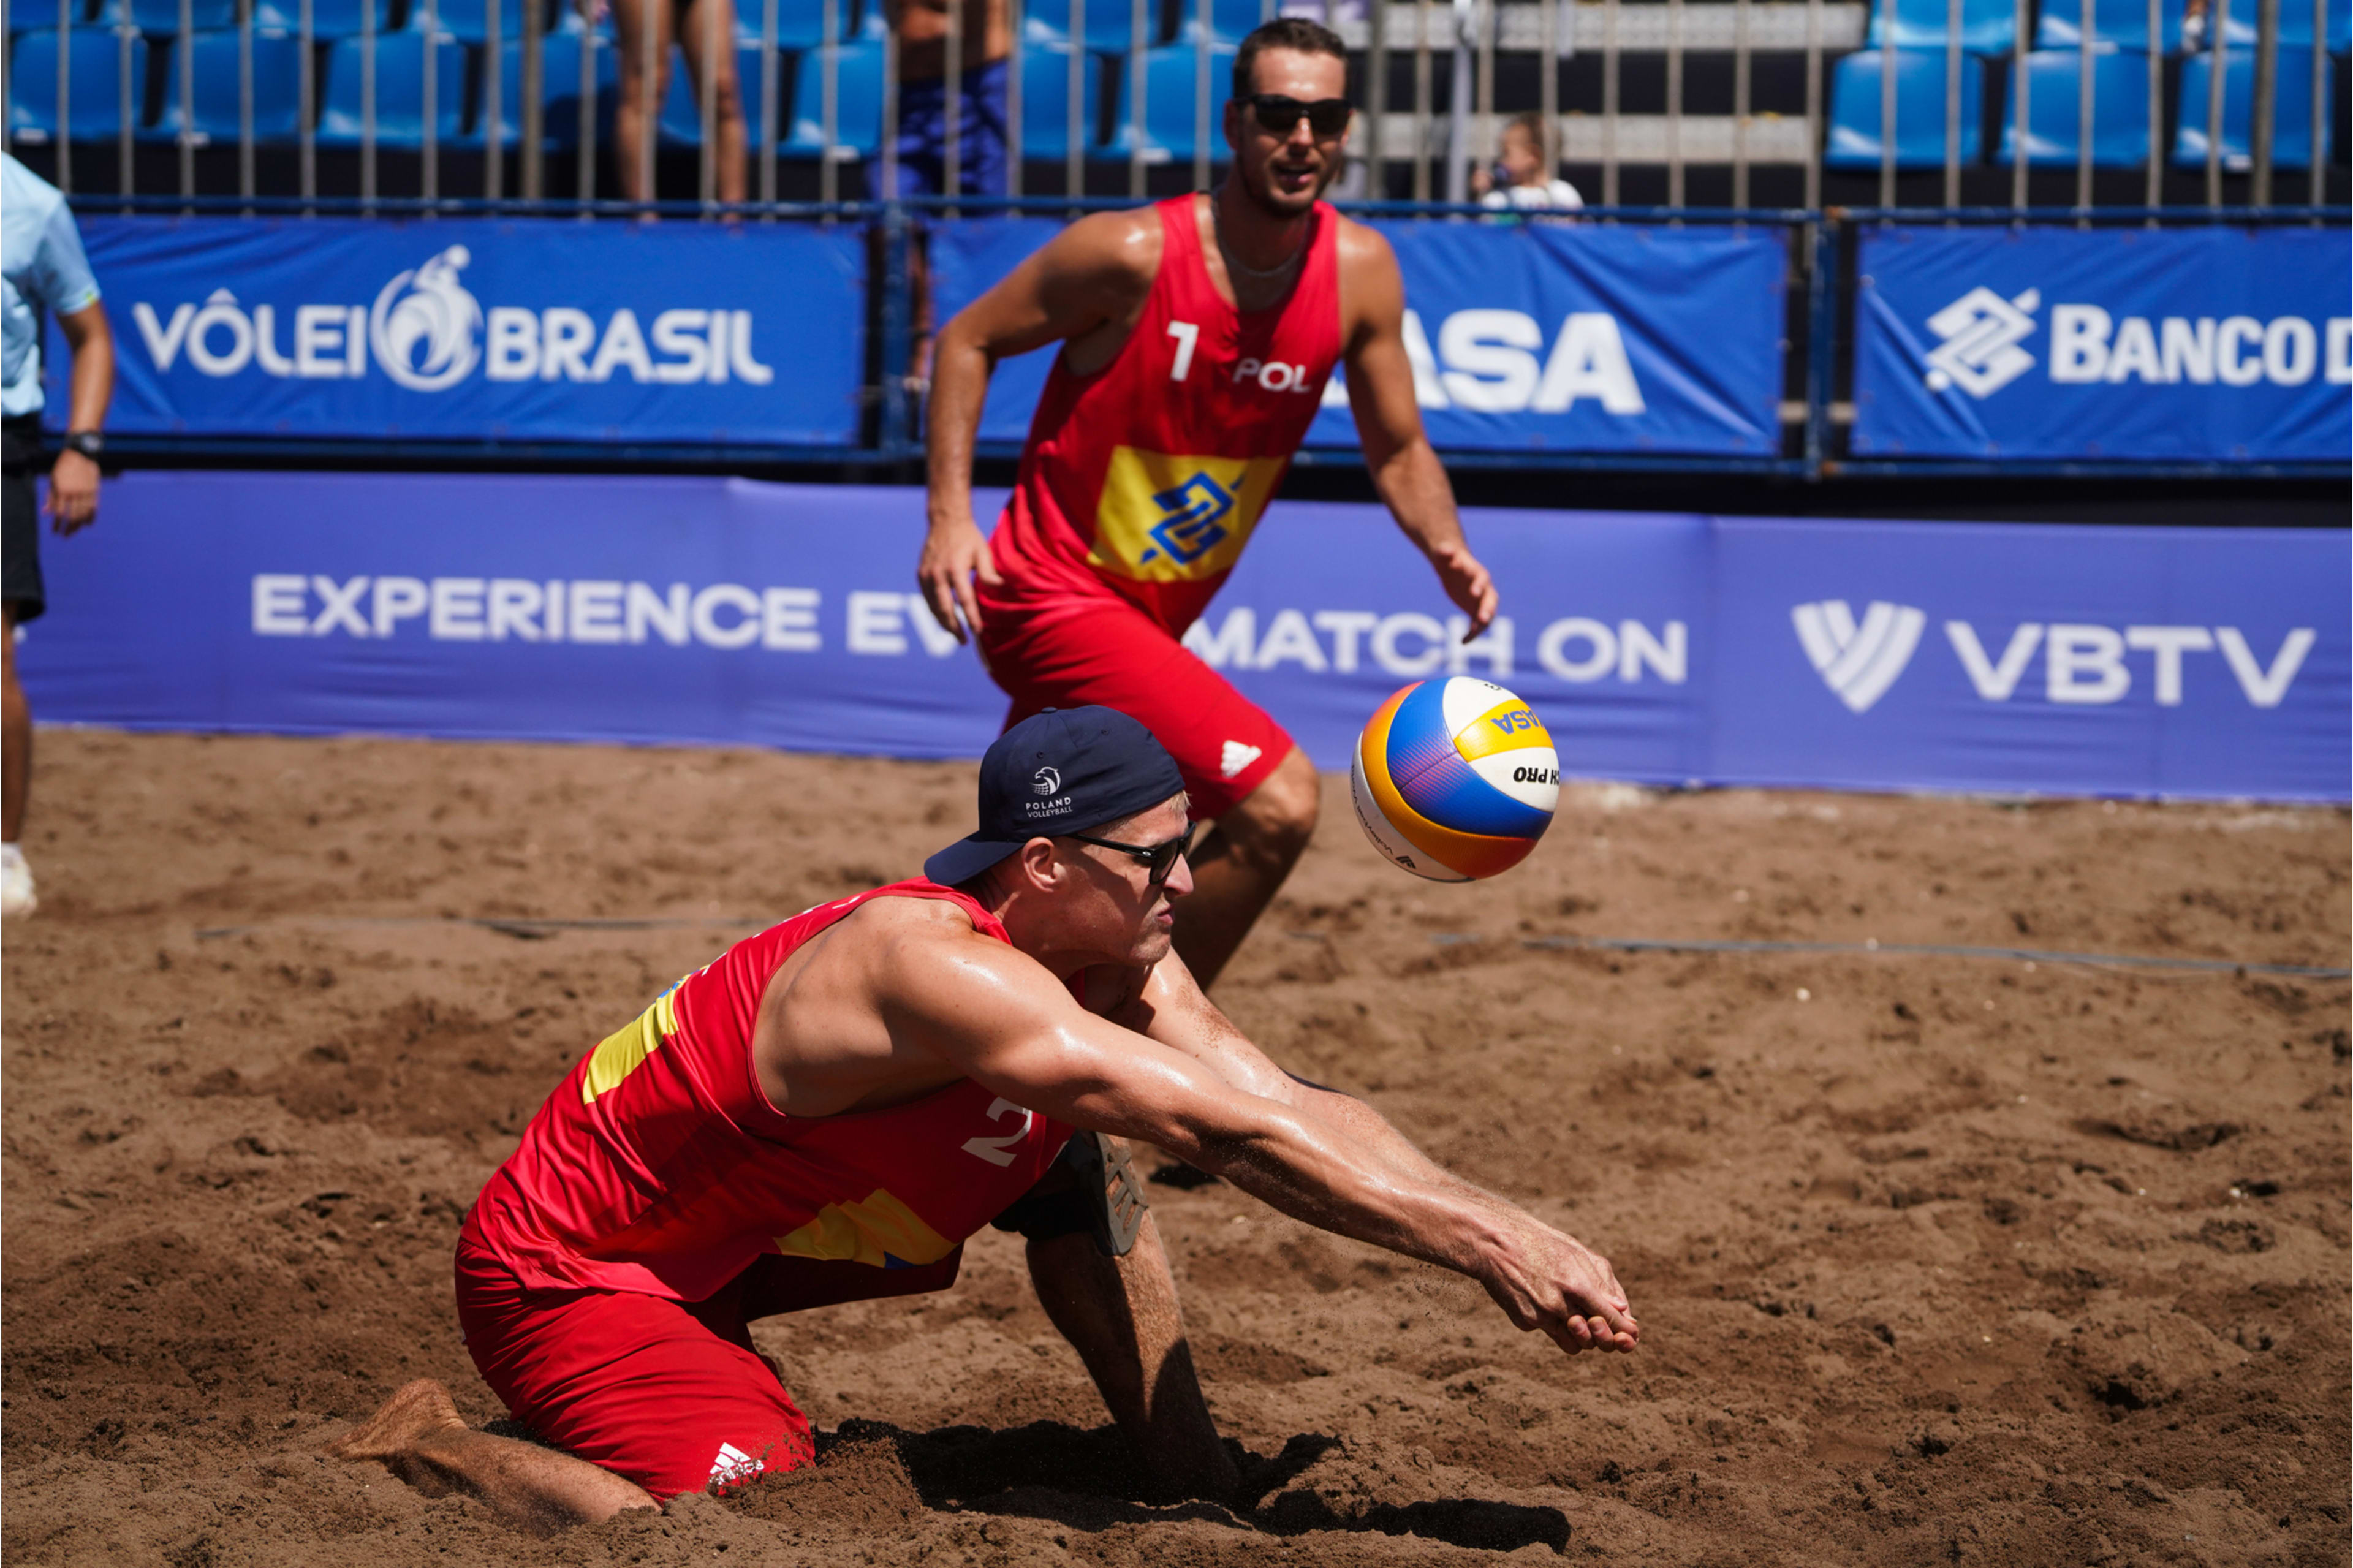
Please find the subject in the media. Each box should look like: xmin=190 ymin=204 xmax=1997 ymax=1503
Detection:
xmin=677 ymin=0 xmax=749 ymax=203
xmin=2 ymin=602 xmax=26 ymax=847
xmin=610 ymin=0 xmax=678 ymax=202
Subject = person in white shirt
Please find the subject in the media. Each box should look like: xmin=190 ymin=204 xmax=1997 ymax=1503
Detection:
xmin=1471 ymin=112 xmax=1585 ymax=213
xmin=2 ymin=154 xmax=115 ymax=918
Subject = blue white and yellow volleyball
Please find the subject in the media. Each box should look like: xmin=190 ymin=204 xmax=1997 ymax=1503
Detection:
xmin=1349 ymin=678 xmax=1560 ymax=882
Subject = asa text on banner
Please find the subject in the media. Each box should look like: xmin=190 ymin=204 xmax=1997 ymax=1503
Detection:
xmin=1851 ymin=224 xmax=2352 ymax=463
xmin=926 ymin=215 xmax=1788 ymax=457
xmin=51 ymin=218 xmax=869 ymax=447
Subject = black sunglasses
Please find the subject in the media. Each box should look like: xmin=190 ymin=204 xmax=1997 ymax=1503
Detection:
xmin=1061 ymin=823 xmax=1197 ymax=887
xmin=1240 ymin=93 xmax=1352 ymax=139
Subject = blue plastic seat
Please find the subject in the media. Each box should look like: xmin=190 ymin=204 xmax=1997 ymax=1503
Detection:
xmin=317 ymin=31 xmax=467 ymax=145
xmin=656 ymin=41 xmax=772 ymax=142
xmin=6 ymin=29 xmax=146 ymax=140
xmin=1014 ymin=37 xmax=1102 ymax=156
xmin=1997 ymin=49 xmax=2154 ymax=165
xmin=1108 ymin=39 xmax=1235 ymax=160
xmin=719 ymin=0 xmax=836 ymax=47
xmin=1018 ymin=0 xmax=1148 ymax=53
xmin=2205 ymin=0 xmax=2350 ymax=48
xmin=782 ymin=37 xmax=884 ymax=156
xmin=94 ymin=0 xmax=234 ymax=32
xmin=2174 ymin=46 xmax=2324 ymax=168
xmin=2035 ymin=0 xmax=2188 ymax=50
xmin=1175 ymin=0 xmax=1276 ymax=44
xmin=474 ymin=32 xmax=618 ymax=145
xmin=1864 ymin=0 xmax=2017 ymax=55
xmin=403 ymin=0 xmax=524 ymax=44
xmin=1824 ymin=48 xmax=1987 ymax=167
xmin=146 ymin=29 xmax=306 ymax=141
xmin=248 ymin=0 xmax=390 ymax=37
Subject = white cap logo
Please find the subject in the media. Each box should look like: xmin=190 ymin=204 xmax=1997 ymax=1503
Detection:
xmin=1033 ymin=765 xmax=1062 ymax=797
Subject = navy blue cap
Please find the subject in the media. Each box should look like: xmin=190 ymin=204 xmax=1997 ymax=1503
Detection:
xmin=925 ymin=706 xmax=1187 ymax=887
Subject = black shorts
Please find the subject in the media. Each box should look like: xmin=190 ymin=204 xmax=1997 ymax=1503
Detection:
xmin=2 ymin=414 xmax=46 ymax=624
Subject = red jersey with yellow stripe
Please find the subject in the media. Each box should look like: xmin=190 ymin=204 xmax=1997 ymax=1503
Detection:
xmin=461 ymin=881 xmax=1073 ymax=1303
xmin=982 ymin=192 xmax=1344 ymax=638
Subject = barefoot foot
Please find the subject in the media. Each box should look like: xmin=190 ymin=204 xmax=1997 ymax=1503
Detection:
xmin=328 ymin=1379 xmax=469 ymax=1462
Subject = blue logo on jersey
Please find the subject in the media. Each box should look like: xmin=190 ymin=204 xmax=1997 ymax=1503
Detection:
xmin=1140 ymin=474 xmax=1237 ymax=567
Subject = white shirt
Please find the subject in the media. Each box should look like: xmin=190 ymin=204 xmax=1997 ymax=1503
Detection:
xmin=1481 ymin=179 xmax=1586 ymax=213
xmin=2 ymin=154 xmax=102 ymax=419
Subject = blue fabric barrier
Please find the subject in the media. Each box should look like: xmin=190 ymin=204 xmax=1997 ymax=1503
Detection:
xmin=54 ymin=217 xmax=868 ymax=445
xmin=925 ymin=215 xmax=1788 ymax=457
xmin=1852 ymin=224 xmax=2352 ymax=463
xmin=18 ymin=474 xmax=2346 ymax=802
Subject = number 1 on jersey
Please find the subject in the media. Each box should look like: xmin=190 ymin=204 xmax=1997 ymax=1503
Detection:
xmin=1166 ymin=321 xmax=1200 ymax=382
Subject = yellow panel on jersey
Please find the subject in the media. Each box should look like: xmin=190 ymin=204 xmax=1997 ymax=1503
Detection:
xmin=773 ymin=1188 xmax=957 ymax=1269
xmin=579 ymin=985 xmax=683 ymax=1104
xmin=1086 ymin=447 xmax=1287 ymax=584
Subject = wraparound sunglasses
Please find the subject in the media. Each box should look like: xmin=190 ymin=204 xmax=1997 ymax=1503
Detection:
xmin=1061 ymin=823 xmax=1198 ymax=887
xmin=1238 ymin=93 xmax=1352 ymax=138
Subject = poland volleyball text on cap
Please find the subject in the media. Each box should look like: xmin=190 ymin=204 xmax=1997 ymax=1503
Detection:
xmin=924 ymin=706 xmax=1188 ymax=887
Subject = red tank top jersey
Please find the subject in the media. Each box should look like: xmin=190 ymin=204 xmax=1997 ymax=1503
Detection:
xmin=462 ymin=881 xmax=1074 ymax=1303
xmin=984 ymin=192 xmax=1344 ymax=638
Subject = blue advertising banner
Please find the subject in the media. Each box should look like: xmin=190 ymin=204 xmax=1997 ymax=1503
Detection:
xmin=926 ymin=216 xmax=1788 ymax=456
xmin=1851 ymin=224 xmax=2353 ymax=463
xmin=48 ymin=217 xmax=868 ymax=445
xmin=18 ymin=474 xmax=2347 ymax=801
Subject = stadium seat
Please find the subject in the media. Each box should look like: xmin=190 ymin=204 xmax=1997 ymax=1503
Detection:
xmin=1013 ymin=37 xmax=1103 ymax=157
xmin=1864 ymin=0 xmax=2017 ymax=55
xmin=1824 ymin=48 xmax=1987 ymax=167
xmin=1107 ymin=39 xmax=1236 ymax=161
xmin=2173 ymin=45 xmax=2325 ymax=168
xmin=2034 ymin=0 xmax=2187 ymax=50
xmin=6 ymin=28 xmax=146 ymax=141
xmin=782 ymin=37 xmax=884 ymax=156
xmin=2205 ymin=0 xmax=2350 ymax=48
xmin=1997 ymin=49 xmax=2155 ymax=165
xmin=403 ymin=0 xmax=525 ymax=44
xmin=248 ymin=0 xmax=391 ymax=38
xmin=1175 ymin=0 xmax=1277 ymax=44
xmin=656 ymin=41 xmax=773 ymax=143
xmin=1018 ymin=0 xmax=1150 ymax=54
xmin=94 ymin=0 xmax=234 ymax=32
xmin=318 ymin=31 xmax=467 ymax=145
xmin=726 ymin=0 xmax=836 ymax=48
xmin=474 ymin=32 xmax=618 ymax=146
xmin=146 ymin=29 xmax=306 ymax=142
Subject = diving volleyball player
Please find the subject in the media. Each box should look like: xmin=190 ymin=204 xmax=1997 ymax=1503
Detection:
xmin=331 ymin=708 xmax=1635 ymax=1531
xmin=916 ymin=18 xmax=1498 ymax=985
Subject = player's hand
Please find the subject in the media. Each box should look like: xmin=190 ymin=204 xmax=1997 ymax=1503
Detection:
xmin=1480 ymin=1219 xmax=1639 ymax=1356
xmin=1428 ymin=541 xmax=1497 ymax=641
xmin=46 ymin=450 xmax=99 ymax=536
xmin=917 ymin=512 xmax=1003 ymax=644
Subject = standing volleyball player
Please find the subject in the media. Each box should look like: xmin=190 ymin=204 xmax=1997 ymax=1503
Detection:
xmin=917 ymin=17 xmax=1496 ymax=987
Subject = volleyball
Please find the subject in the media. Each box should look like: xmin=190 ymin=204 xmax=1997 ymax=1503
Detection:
xmin=1349 ymin=678 xmax=1561 ymax=882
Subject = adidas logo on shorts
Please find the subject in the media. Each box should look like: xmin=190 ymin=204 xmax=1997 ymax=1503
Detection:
xmin=1218 ymin=741 xmax=1262 ymax=780
xmin=708 ymin=1441 xmax=764 ymax=1488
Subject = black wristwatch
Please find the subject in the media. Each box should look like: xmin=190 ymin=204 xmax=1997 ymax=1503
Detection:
xmin=61 ymin=430 xmax=104 ymax=458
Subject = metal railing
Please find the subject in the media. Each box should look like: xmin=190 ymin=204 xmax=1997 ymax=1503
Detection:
xmin=0 ymin=0 xmax=2337 ymax=211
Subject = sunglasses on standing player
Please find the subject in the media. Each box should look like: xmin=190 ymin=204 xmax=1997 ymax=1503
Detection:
xmin=1059 ymin=823 xmax=1198 ymax=887
xmin=1238 ymin=93 xmax=1353 ymax=139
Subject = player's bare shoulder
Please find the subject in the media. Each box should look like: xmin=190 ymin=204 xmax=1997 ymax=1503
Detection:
xmin=1331 ymin=213 xmax=1406 ymax=338
xmin=1038 ymin=206 xmax=1167 ymax=309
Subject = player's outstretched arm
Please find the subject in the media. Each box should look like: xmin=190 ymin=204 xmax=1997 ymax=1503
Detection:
xmin=1334 ymin=221 xmax=1497 ymax=642
xmin=917 ymin=211 xmax=1162 ymax=642
xmin=888 ymin=928 xmax=1638 ymax=1355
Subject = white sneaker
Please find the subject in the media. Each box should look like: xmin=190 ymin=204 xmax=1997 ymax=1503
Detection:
xmin=1 ymin=844 xmax=36 ymax=918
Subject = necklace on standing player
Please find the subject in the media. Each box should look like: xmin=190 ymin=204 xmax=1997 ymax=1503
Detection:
xmin=1210 ymin=195 xmax=1307 ymax=285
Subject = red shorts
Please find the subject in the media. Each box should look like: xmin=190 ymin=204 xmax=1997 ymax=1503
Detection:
xmin=977 ymin=595 xmax=1292 ymax=820
xmin=454 ymin=1232 xmax=962 ymax=1501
